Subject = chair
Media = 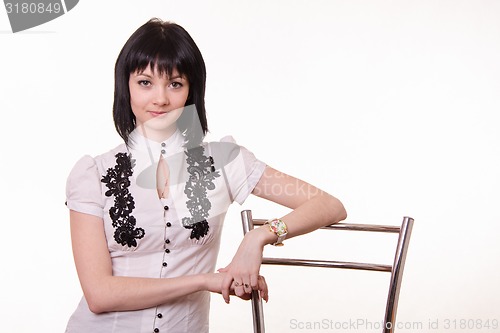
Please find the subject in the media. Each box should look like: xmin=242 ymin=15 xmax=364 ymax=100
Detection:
xmin=241 ymin=210 xmax=414 ymax=333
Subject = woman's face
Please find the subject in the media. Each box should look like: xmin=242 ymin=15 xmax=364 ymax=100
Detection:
xmin=129 ymin=65 xmax=189 ymax=140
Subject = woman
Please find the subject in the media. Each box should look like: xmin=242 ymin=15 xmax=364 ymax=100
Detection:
xmin=65 ymin=18 xmax=346 ymax=333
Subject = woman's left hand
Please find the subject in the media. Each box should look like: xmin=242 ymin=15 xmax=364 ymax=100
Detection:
xmin=219 ymin=227 xmax=273 ymax=303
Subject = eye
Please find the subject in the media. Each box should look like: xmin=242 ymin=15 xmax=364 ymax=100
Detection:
xmin=170 ymin=81 xmax=183 ymax=89
xmin=138 ymin=80 xmax=151 ymax=87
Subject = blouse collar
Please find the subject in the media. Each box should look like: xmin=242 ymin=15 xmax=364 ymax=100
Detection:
xmin=128 ymin=128 xmax=184 ymax=155
xmin=127 ymin=128 xmax=185 ymax=176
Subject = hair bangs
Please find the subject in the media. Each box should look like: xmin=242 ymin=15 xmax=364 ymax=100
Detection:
xmin=127 ymin=32 xmax=188 ymax=79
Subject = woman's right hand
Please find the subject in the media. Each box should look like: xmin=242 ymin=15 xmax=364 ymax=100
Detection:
xmin=205 ymin=272 xmax=268 ymax=303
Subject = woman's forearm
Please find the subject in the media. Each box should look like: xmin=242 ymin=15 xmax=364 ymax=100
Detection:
xmin=250 ymin=166 xmax=347 ymax=246
xmin=85 ymin=274 xmax=208 ymax=314
xmin=70 ymin=211 xmax=228 ymax=314
xmin=281 ymin=192 xmax=347 ymax=238
xmin=245 ymin=192 xmax=346 ymax=247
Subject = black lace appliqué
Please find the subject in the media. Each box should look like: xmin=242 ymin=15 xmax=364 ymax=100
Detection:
xmin=182 ymin=146 xmax=220 ymax=240
xmin=101 ymin=152 xmax=145 ymax=247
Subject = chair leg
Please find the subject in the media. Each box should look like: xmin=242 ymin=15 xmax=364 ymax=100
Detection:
xmin=251 ymin=290 xmax=265 ymax=333
xmin=383 ymin=216 xmax=414 ymax=333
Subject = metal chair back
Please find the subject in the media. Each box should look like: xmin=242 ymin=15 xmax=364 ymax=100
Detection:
xmin=241 ymin=210 xmax=414 ymax=333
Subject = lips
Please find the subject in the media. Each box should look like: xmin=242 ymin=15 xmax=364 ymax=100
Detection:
xmin=148 ymin=111 xmax=169 ymax=117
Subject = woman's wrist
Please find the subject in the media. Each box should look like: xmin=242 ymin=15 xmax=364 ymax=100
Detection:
xmin=248 ymin=226 xmax=278 ymax=247
xmin=202 ymin=273 xmax=217 ymax=293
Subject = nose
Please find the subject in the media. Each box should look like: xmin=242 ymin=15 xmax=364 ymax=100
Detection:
xmin=153 ymin=87 xmax=169 ymax=106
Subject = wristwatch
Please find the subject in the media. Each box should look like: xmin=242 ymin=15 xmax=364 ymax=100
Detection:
xmin=265 ymin=218 xmax=288 ymax=246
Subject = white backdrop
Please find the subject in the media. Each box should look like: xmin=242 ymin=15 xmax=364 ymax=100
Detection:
xmin=1 ymin=1 xmax=499 ymax=332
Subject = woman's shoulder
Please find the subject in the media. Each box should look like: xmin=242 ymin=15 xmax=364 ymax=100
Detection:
xmin=70 ymin=143 xmax=128 ymax=175
xmin=65 ymin=144 xmax=126 ymax=216
xmin=93 ymin=143 xmax=128 ymax=166
xmin=204 ymin=134 xmax=264 ymax=168
xmin=204 ymin=135 xmax=241 ymax=160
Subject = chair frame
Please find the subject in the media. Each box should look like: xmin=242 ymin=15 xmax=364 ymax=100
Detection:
xmin=241 ymin=210 xmax=414 ymax=333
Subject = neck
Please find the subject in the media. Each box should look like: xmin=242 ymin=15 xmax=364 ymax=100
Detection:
xmin=136 ymin=124 xmax=178 ymax=143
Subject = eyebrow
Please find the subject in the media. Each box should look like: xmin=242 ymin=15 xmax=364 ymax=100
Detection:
xmin=169 ymin=75 xmax=184 ymax=80
xmin=134 ymin=72 xmax=185 ymax=80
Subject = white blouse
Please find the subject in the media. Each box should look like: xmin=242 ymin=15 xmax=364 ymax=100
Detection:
xmin=65 ymin=129 xmax=266 ymax=333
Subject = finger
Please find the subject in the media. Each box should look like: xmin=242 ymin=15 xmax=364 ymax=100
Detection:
xmin=242 ymin=280 xmax=252 ymax=294
xmin=260 ymin=289 xmax=269 ymax=303
xmin=217 ymin=266 xmax=229 ymax=273
xmin=250 ymin=274 xmax=260 ymax=290
xmin=235 ymin=284 xmax=252 ymax=301
xmin=221 ymin=275 xmax=233 ymax=304
xmin=232 ymin=278 xmax=246 ymax=298
xmin=239 ymin=293 xmax=252 ymax=301
xmin=234 ymin=285 xmax=246 ymax=297
xmin=258 ymin=276 xmax=269 ymax=302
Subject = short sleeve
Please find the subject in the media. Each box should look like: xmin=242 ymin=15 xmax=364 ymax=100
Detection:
xmin=65 ymin=155 xmax=104 ymax=218
xmin=213 ymin=136 xmax=267 ymax=205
